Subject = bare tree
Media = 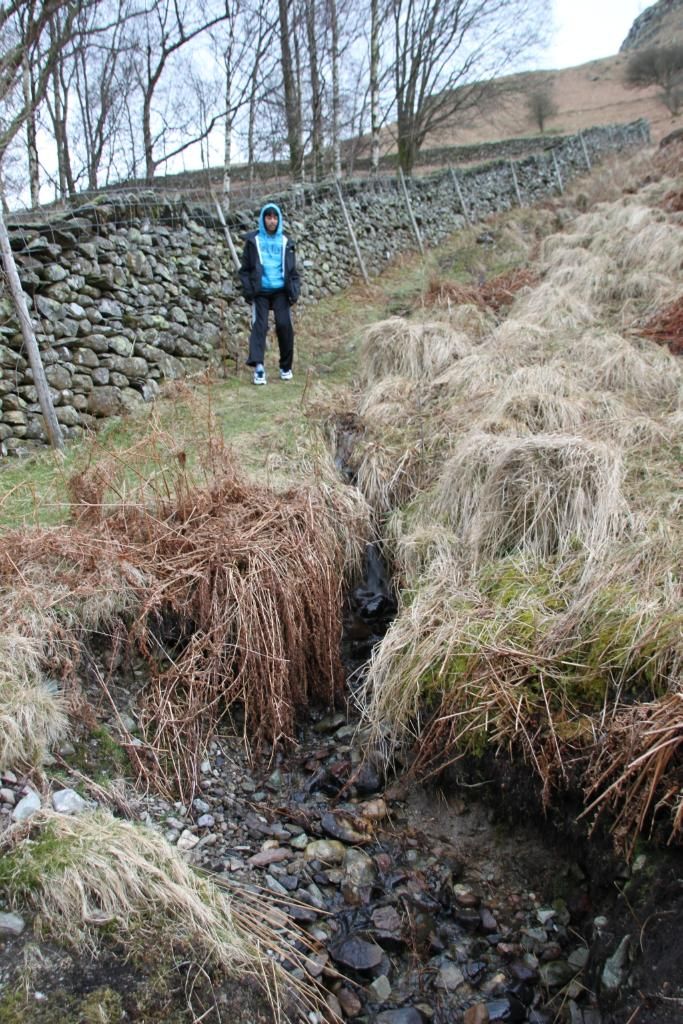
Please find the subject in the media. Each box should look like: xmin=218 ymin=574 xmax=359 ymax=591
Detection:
xmin=385 ymin=0 xmax=545 ymax=174
xmin=72 ymin=0 xmax=137 ymax=190
xmin=625 ymin=45 xmax=683 ymax=115
xmin=130 ymin=0 xmax=228 ymax=181
xmin=278 ymin=0 xmax=304 ymax=177
xmin=526 ymin=78 xmax=557 ymax=133
xmin=304 ymin=0 xmax=324 ymax=179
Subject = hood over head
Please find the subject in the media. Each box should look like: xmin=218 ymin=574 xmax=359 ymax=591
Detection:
xmin=259 ymin=203 xmax=283 ymax=238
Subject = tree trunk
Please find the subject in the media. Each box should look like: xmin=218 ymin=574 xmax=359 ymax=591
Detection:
xmin=222 ymin=56 xmax=233 ymax=207
xmin=329 ymin=0 xmax=341 ymax=178
xmin=278 ymin=0 xmax=303 ymax=178
xmin=304 ymin=0 xmax=323 ymax=180
xmin=22 ymin=58 xmax=40 ymax=207
xmin=370 ymin=0 xmax=380 ymax=174
xmin=0 ymin=206 xmax=64 ymax=451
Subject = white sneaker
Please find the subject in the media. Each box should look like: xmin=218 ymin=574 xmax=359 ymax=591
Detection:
xmin=279 ymin=369 xmax=293 ymax=381
xmin=253 ymin=366 xmax=266 ymax=385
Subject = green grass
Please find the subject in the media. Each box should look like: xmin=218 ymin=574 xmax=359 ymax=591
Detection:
xmin=0 ymin=220 xmax=533 ymax=530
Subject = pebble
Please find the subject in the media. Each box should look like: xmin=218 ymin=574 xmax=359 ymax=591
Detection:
xmin=52 ymin=788 xmax=88 ymax=815
xmin=0 ymin=912 xmax=26 ymax=937
xmin=329 ymin=935 xmax=384 ymax=971
xmin=435 ymin=961 xmax=465 ymax=991
xmin=464 ymin=1005 xmax=490 ymax=1024
xmin=304 ymin=839 xmax=347 ymax=864
xmin=11 ymin=790 xmax=41 ymax=821
xmin=247 ymin=847 xmax=289 ymax=867
xmin=370 ymin=974 xmax=392 ymax=1001
xmin=176 ymin=829 xmax=199 ymax=852
xmin=0 ymin=787 xmax=15 ymax=805
xmin=376 ymin=1011 xmax=425 ymax=1024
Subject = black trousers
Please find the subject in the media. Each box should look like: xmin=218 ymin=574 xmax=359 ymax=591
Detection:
xmin=246 ymin=291 xmax=294 ymax=371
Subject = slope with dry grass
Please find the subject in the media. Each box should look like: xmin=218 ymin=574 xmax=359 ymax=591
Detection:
xmin=352 ymin=145 xmax=683 ymax=856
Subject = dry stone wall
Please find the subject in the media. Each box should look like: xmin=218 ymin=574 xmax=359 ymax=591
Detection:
xmin=0 ymin=120 xmax=648 ymax=454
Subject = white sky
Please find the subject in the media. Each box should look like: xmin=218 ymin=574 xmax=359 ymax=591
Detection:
xmin=543 ymin=0 xmax=651 ymax=69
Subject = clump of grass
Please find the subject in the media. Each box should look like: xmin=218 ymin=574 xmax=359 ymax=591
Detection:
xmin=432 ymin=431 xmax=625 ymax=561
xmin=574 ymin=332 xmax=681 ymax=409
xmin=0 ymin=810 xmax=322 ymax=1021
xmin=359 ymin=316 xmax=471 ymax=382
xmin=0 ymin=634 xmax=69 ymax=770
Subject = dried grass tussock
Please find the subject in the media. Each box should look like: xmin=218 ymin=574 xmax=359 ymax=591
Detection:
xmin=0 ymin=439 xmax=356 ymax=796
xmin=359 ymin=317 xmax=471 ymax=382
xmin=433 ymin=432 xmax=624 ymax=561
xmin=351 ymin=155 xmax=683 ymax=852
xmin=0 ymin=634 xmax=68 ymax=770
xmin=0 ymin=810 xmax=322 ymax=1020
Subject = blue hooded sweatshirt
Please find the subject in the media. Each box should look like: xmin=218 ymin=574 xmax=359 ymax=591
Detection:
xmin=256 ymin=203 xmax=285 ymax=292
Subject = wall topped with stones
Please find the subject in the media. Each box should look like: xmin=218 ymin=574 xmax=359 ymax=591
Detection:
xmin=0 ymin=119 xmax=648 ymax=455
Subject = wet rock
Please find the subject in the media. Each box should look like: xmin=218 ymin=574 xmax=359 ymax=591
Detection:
xmin=321 ymin=811 xmax=367 ymax=845
xmin=454 ymin=884 xmax=480 ymax=908
xmin=247 ymin=847 xmax=289 ymax=867
xmin=12 ymin=790 xmax=41 ymax=821
xmin=176 ymin=829 xmax=199 ymax=852
xmin=377 ymin=1010 xmax=424 ymax=1024
xmin=305 ymin=839 xmax=347 ymax=864
xmin=372 ymin=905 xmax=404 ymax=949
xmin=480 ymin=907 xmax=498 ymax=932
xmin=370 ymin=974 xmax=392 ymax=1001
xmin=464 ymin=1005 xmax=490 ymax=1024
xmin=568 ymin=946 xmax=590 ymax=972
xmin=600 ymin=935 xmax=630 ymax=993
xmin=353 ymin=762 xmax=383 ymax=795
xmin=434 ymin=960 xmax=465 ymax=991
xmin=329 ymin=935 xmax=384 ymax=971
xmin=510 ymin=960 xmax=539 ymax=982
xmin=341 ymin=848 xmax=377 ymax=905
xmin=52 ymin=788 xmax=88 ymax=815
xmin=0 ymin=912 xmax=26 ymax=937
xmin=337 ymin=986 xmax=363 ymax=1016
xmin=539 ymin=960 xmax=574 ymax=989
xmin=486 ymin=997 xmax=526 ymax=1022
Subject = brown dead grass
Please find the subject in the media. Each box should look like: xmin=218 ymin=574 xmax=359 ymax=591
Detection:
xmin=639 ymin=295 xmax=683 ymax=355
xmin=1 ymin=439 xmax=349 ymax=799
xmin=425 ymin=268 xmax=539 ymax=314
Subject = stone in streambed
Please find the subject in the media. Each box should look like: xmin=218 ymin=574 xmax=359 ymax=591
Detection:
xmin=304 ymin=839 xmax=347 ymax=864
xmin=329 ymin=935 xmax=384 ymax=971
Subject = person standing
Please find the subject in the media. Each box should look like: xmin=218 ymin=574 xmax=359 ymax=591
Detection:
xmin=239 ymin=202 xmax=301 ymax=385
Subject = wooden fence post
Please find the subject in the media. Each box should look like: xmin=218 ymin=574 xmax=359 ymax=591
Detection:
xmin=213 ymin=196 xmax=240 ymax=271
xmin=0 ymin=209 xmax=63 ymax=451
xmin=448 ymin=165 xmax=471 ymax=225
xmin=334 ymin=180 xmax=370 ymax=285
xmin=551 ymin=149 xmax=564 ymax=194
xmin=509 ymin=159 xmax=523 ymax=206
xmin=398 ymin=167 xmax=424 ymax=256
xmin=579 ymin=131 xmax=592 ymax=171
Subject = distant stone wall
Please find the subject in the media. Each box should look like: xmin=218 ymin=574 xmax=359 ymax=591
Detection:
xmin=0 ymin=119 xmax=648 ymax=455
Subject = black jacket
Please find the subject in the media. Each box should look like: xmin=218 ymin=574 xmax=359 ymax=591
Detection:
xmin=238 ymin=231 xmax=301 ymax=304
